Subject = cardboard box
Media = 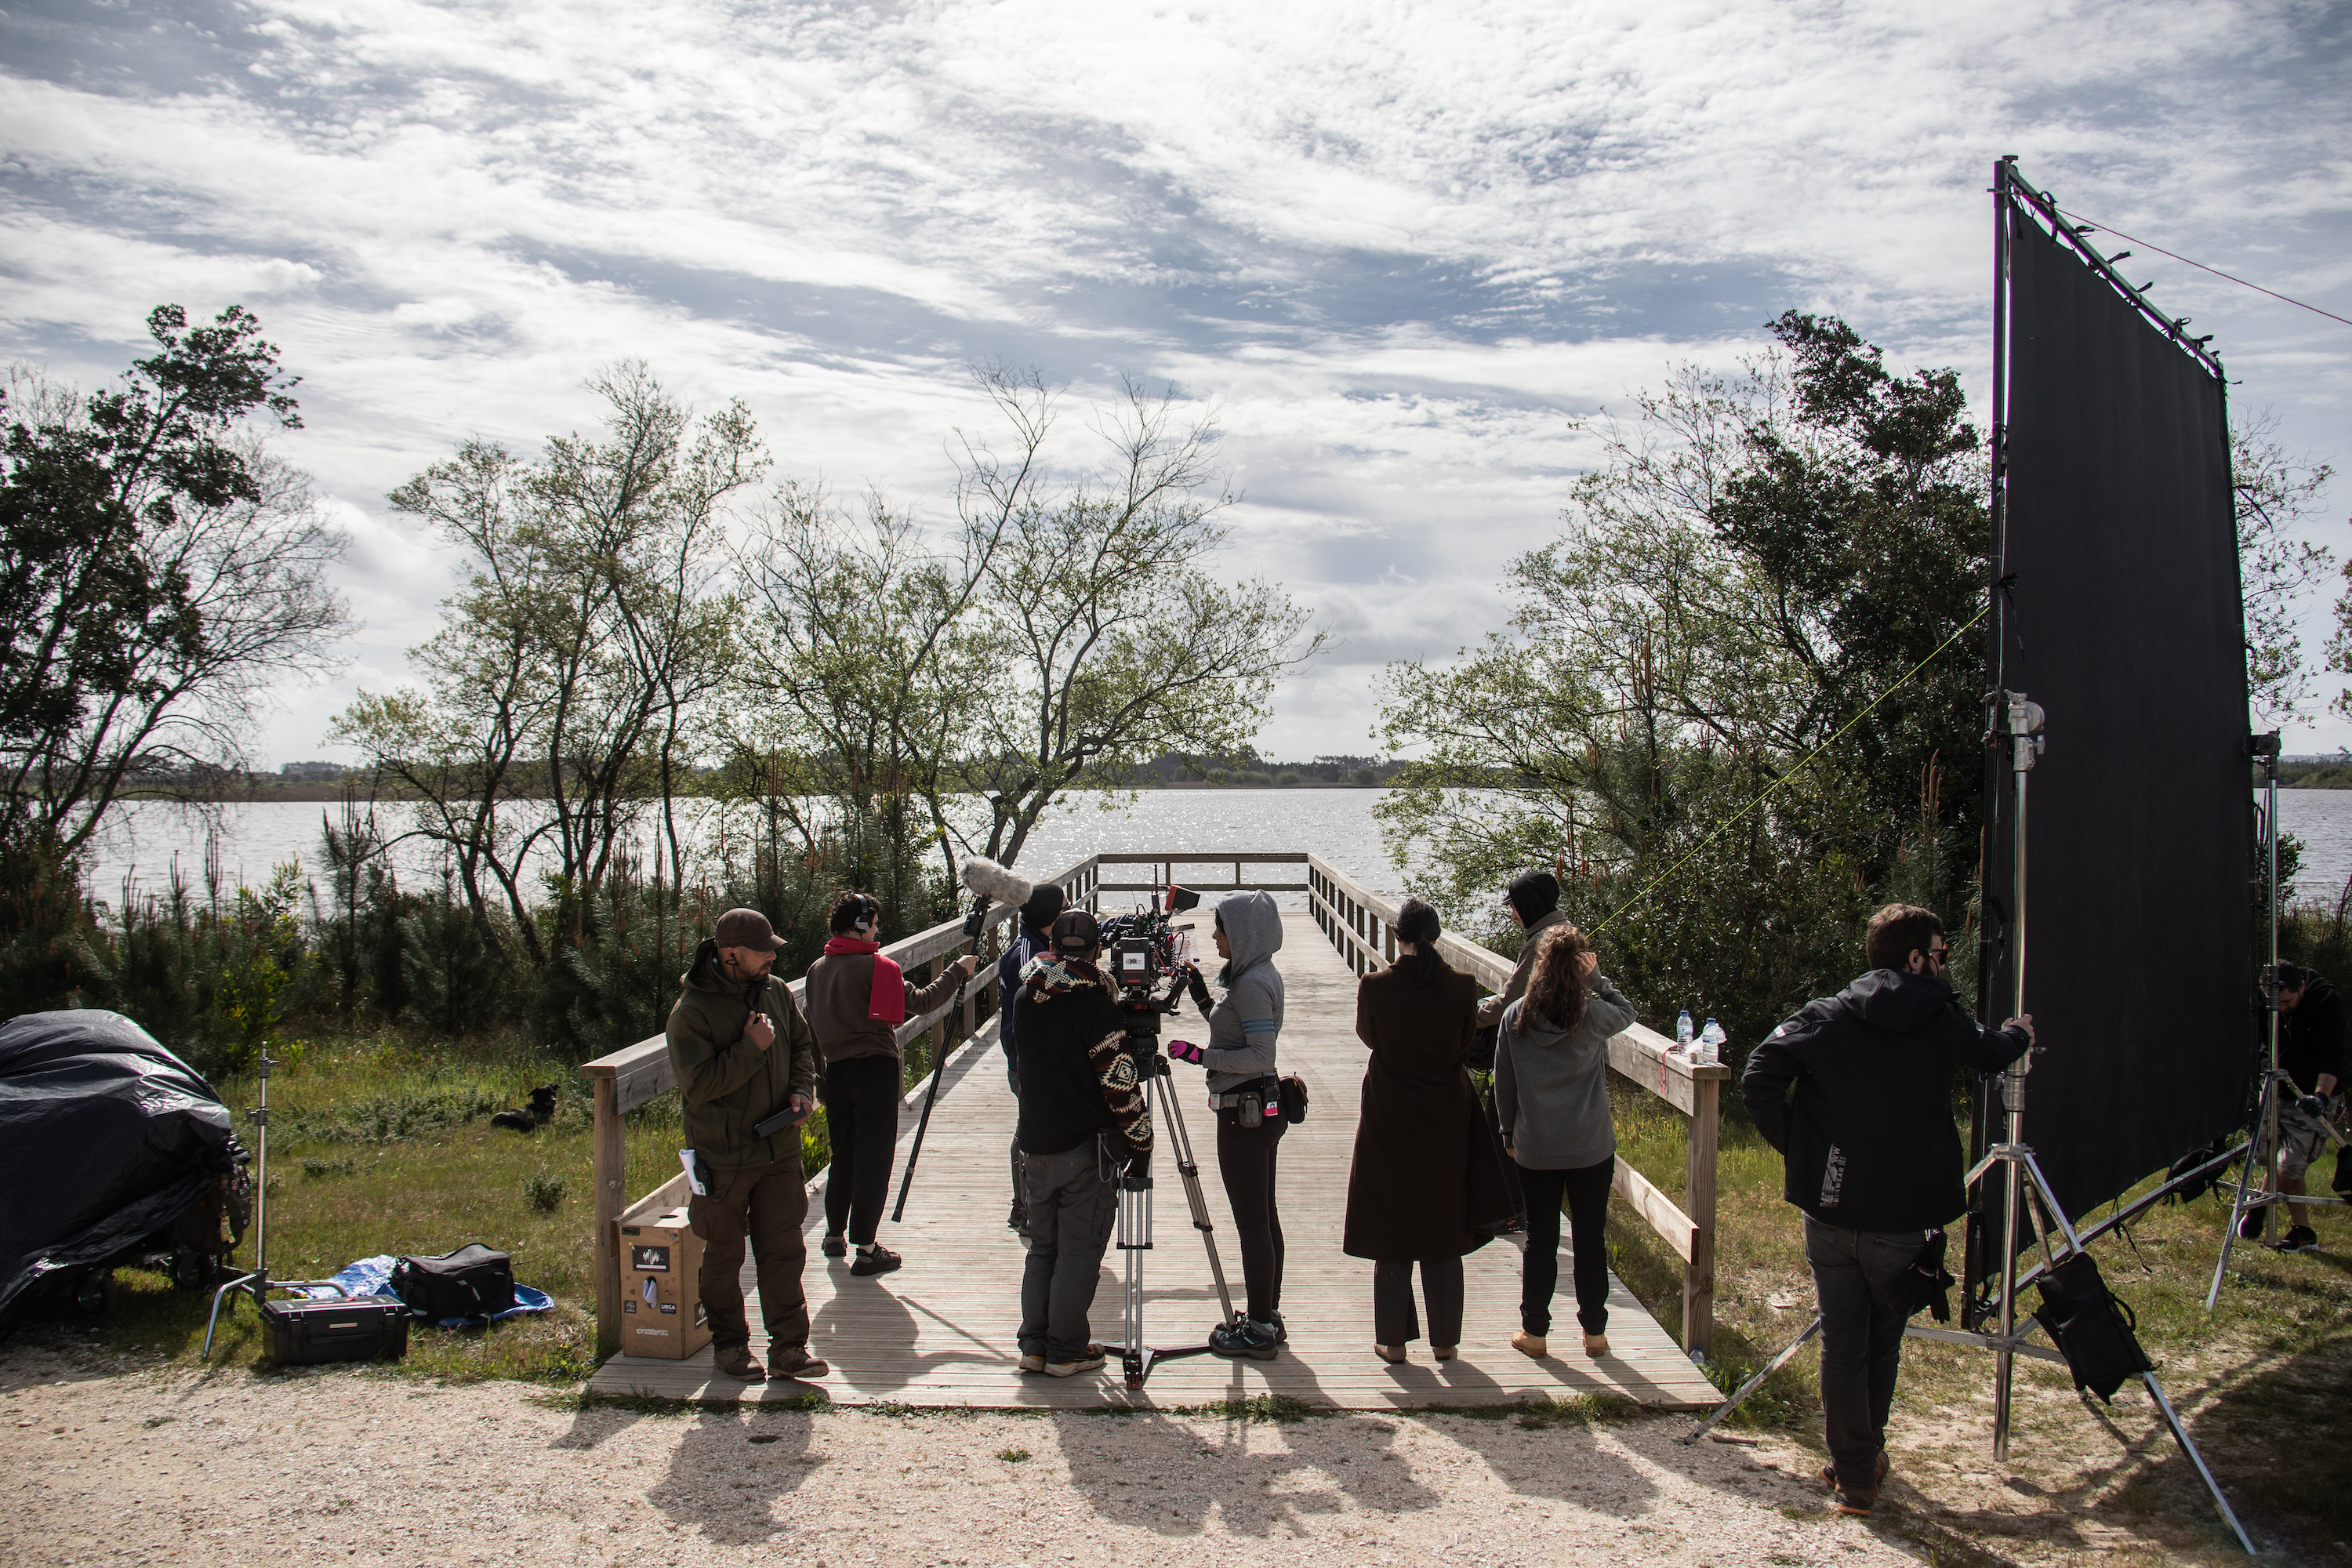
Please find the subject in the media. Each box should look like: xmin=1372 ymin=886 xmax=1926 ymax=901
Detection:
xmin=617 ymin=1206 xmax=711 ymax=1359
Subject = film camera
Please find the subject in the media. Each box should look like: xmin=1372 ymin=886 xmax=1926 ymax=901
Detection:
xmin=1099 ymin=888 xmax=1199 ymax=1013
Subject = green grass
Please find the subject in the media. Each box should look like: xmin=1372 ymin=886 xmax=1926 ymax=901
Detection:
xmin=1593 ymin=1071 xmax=2352 ymax=1560
xmin=5 ymin=1026 xmax=774 ymax=1384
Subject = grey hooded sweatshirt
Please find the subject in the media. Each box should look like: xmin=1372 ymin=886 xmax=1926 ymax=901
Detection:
xmin=1198 ymin=890 xmax=1285 ymax=1096
xmin=1494 ymin=978 xmax=1635 ymax=1171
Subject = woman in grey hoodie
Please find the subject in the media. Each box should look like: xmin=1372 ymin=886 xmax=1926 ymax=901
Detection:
xmin=1167 ymin=889 xmax=1287 ymax=1360
xmin=1495 ymin=924 xmax=1634 ymax=1359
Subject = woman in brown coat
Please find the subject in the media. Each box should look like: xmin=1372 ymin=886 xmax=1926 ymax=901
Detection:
xmin=1343 ymin=898 xmax=1514 ymax=1361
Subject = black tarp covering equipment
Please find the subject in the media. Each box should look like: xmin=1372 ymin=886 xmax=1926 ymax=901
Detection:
xmin=0 ymin=1009 xmax=241 ymax=1313
xmin=1976 ymin=170 xmax=2251 ymax=1258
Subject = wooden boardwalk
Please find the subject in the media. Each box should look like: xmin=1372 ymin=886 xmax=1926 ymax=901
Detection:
xmin=586 ymin=912 xmax=1720 ymax=1410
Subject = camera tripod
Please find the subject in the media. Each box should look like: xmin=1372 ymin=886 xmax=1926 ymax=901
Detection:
xmin=1101 ymin=1007 xmax=1242 ymax=1390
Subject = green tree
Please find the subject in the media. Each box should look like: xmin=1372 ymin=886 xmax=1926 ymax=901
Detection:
xmin=333 ymin=364 xmax=758 ymax=964
xmin=0 ymin=306 xmax=346 ymax=859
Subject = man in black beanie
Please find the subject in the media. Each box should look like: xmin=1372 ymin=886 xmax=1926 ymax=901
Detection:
xmin=996 ymin=881 xmax=1068 ymax=1239
xmin=1468 ymin=869 xmax=1566 ymax=1230
xmin=1476 ymin=870 xmax=1566 ymax=1029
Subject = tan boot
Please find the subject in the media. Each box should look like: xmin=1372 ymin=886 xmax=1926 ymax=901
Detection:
xmin=1375 ymin=1344 xmax=1407 ymax=1363
xmin=1511 ymin=1330 xmax=1548 ymax=1359
xmin=1582 ymin=1332 xmax=1610 ymax=1358
xmin=713 ymin=1344 xmax=764 ymax=1381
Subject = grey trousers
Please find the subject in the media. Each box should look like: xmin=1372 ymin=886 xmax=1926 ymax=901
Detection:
xmin=1804 ymin=1214 xmax=1924 ymax=1494
xmin=1018 ymin=1141 xmax=1116 ymax=1363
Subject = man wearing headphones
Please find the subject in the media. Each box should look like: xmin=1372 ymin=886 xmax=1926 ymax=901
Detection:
xmin=807 ymin=891 xmax=978 ymax=1275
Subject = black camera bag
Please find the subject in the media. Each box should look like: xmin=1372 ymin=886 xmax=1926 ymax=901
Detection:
xmin=2030 ymin=1252 xmax=2151 ymax=1403
xmin=1278 ymin=1075 xmax=1308 ymax=1125
xmin=390 ymin=1243 xmax=516 ymax=1319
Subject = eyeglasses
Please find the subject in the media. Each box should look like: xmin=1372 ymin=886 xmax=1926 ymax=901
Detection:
xmin=1926 ymin=947 xmax=1950 ymax=966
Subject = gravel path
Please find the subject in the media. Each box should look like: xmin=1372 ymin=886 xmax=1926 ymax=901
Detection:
xmin=1 ymin=1349 xmax=1919 ymax=1567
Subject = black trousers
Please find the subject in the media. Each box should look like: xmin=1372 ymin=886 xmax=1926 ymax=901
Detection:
xmin=1517 ymin=1155 xmax=1615 ymax=1336
xmin=1217 ymin=1113 xmax=1288 ymax=1322
xmin=1804 ymin=1215 xmax=1919 ymax=1493
xmin=1372 ymin=1255 xmax=1464 ymax=1347
xmin=822 ymin=1054 xmax=901 ymax=1247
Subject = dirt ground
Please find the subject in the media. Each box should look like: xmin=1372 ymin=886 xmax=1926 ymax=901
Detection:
xmin=0 ymin=1343 xmax=1903 ymax=1568
xmin=0 ymin=1340 xmax=2322 ymax=1567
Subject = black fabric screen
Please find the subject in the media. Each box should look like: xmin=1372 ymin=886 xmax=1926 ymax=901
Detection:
xmin=1980 ymin=211 xmax=2252 ymax=1232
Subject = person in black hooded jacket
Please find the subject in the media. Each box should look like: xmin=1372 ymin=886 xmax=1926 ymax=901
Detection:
xmin=1741 ymin=903 xmax=2033 ymax=1515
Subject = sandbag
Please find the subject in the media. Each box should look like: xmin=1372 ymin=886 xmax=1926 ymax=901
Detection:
xmin=0 ymin=1011 xmax=241 ymax=1314
xmin=2031 ymin=1251 xmax=2153 ymax=1403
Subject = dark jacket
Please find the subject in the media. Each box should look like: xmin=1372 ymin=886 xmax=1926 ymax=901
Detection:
xmin=1343 ymin=960 xmax=1514 ymax=1260
xmin=2281 ymin=974 xmax=2347 ymax=1097
xmin=1474 ymin=907 xmax=1570 ymax=1030
xmin=1495 ymin=975 xmax=1635 ymax=1170
xmin=665 ymin=939 xmax=820 ymax=1168
xmin=804 ymin=949 xmax=964 ymax=1068
xmin=1741 ymin=970 xmax=2031 ymax=1233
xmin=997 ymin=927 xmax=1048 ymax=1069
xmin=1013 ymin=967 xmax=1154 ymax=1158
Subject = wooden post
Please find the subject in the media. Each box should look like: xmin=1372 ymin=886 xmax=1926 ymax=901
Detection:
xmin=1683 ymin=1073 xmax=1721 ymax=1356
xmin=592 ymin=1073 xmax=624 ymax=1358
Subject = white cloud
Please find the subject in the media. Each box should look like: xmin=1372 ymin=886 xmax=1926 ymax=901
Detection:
xmin=0 ymin=0 xmax=2343 ymax=764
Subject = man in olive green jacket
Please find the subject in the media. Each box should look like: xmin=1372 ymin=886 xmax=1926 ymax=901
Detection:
xmin=667 ymin=907 xmax=822 ymax=1382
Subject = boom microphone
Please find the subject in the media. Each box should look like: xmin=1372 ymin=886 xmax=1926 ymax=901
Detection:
xmin=960 ymin=855 xmax=1035 ymax=908
xmin=958 ymin=855 xmax=1033 ymax=941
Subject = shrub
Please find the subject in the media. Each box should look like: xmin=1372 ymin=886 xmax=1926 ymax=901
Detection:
xmin=524 ymin=1171 xmax=568 ymax=1212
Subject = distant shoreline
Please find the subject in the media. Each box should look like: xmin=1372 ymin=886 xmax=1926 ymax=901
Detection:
xmin=117 ymin=779 xmax=1395 ymax=804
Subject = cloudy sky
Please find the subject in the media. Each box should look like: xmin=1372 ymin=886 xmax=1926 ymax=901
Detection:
xmin=3 ymin=0 xmax=2347 ymax=766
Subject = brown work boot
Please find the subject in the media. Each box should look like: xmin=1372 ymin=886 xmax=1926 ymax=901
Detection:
xmin=768 ymin=1345 xmax=829 ymax=1381
xmin=713 ymin=1344 xmax=764 ymax=1381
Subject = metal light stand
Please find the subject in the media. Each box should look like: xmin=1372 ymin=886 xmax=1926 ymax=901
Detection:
xmin=202 ymin=1049 xmax=349 ymax=1358
xmin=1686 ymin=696 xmax=2256 ymax=1555
xmin=1103 ymin=1022 xmax=1241 ymax=1390
xmin=2205 ymin=736 xmax=2348 ymax=1304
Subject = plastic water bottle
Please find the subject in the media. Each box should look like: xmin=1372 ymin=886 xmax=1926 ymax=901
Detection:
xmin=1699 ymin=1018 xmax=1726 ymax=1066
xmin=1675 ymin=1010 xmax=1694 ymax=1054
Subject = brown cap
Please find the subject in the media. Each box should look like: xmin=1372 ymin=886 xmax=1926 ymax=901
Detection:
xmin=714 ymin=908 xmax=786 ymax=953
xmin=1051 ymin=909 xmax=1102 ymax=956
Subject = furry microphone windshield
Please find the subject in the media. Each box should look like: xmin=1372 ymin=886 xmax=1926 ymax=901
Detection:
xmin=959 ymin=856 xmax=1035 ymax=909
xmin=958 ymin=855 xmax=1035 ymax=939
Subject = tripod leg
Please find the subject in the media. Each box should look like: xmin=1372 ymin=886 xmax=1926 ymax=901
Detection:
xmin=2140 ymin=1371 xmax=2256 ymax=1555
xmin=1155 ymin=1064 xmax=1239 ymax=1326
xmin=1682 ymin=1316 xmax=1820 ymax=1444
xmin=2207 ymin=1074 xmax=2278 ymax=1310
xmin=201 ymin=1271 xmax=258 ymax=1360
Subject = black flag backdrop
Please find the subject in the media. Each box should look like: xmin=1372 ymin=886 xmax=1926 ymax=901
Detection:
xmin=1980 ymin=187 xmax=2252 ymax=1235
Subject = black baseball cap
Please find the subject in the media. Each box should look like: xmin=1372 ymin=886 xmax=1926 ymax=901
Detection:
xmin=1051 ymin=909 xmax=1102 ymax=956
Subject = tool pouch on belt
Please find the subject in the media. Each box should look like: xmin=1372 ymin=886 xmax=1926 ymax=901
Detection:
xmin=1215 ymin=1075 xmax=1283 ymax=1129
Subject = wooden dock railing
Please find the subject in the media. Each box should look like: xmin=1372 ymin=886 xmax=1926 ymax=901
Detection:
xmin=1308 ymin=856 xmax=1728 ymax=1356
xmin=579 ymin=848 xmax=1726 ymax=1359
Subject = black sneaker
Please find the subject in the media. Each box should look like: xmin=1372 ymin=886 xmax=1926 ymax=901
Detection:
xmin=2275 ymin=1225 xmax=2320 ymax=1254
xmin=2238 ymin=1210 xmax=2267 ymax=1240
xmin=851 ymin=1244 xmax=903 ymax=1276
xmin=1263 ymin=1311 xmax=1287 ymax=1344
xmin=820 ymin=1232 xmax=848 ymax=1258
xmin=1209 ymin=1319 xmax=1280 ymax=1361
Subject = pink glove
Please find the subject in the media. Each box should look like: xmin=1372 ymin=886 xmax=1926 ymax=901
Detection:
xmin=1167 ymin=1039 xmax=1205 ymax=1065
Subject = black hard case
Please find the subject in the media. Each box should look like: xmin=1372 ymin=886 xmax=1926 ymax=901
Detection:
xmin=260 ymin=1293 xmax=411 ymax=1364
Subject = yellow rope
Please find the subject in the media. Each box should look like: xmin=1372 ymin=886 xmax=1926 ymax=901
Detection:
xmin=1589 ymin=603 xmax=1991 ymax=935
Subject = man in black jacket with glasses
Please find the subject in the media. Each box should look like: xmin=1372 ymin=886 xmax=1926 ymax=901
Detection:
xmin=1742 ymin=904 xmax=2034 ymax=1517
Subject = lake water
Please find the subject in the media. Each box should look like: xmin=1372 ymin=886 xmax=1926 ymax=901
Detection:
xmin=79 ymin=786 xmax=2352 ymax=913
xmin=80 ymin=789 xmax=1419 ymax=911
